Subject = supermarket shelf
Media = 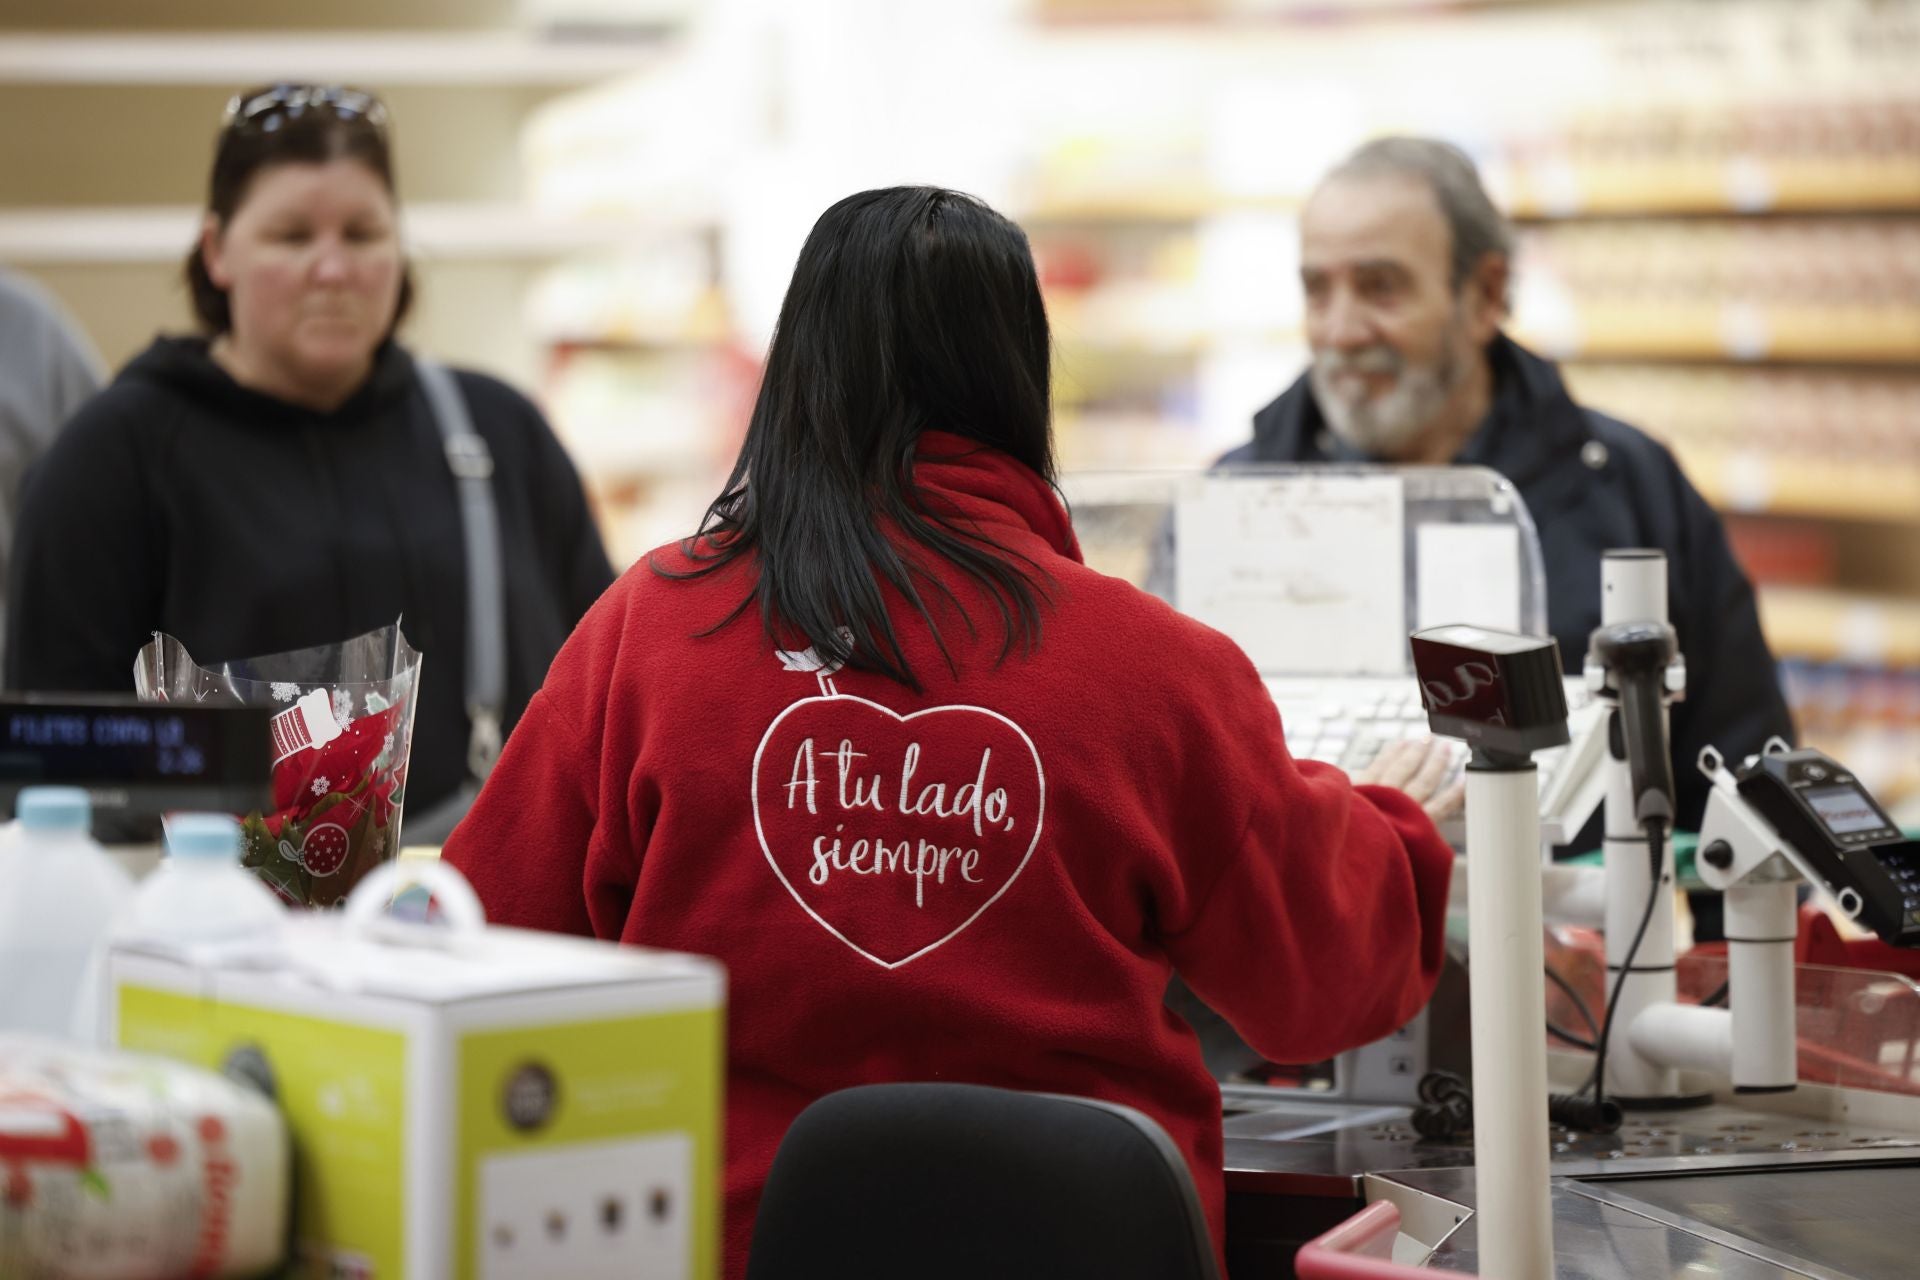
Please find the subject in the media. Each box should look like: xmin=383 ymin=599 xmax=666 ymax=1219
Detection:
xmin=1517 ymin=304 xmax=1920 ymax=364
xmin=1023 ymin=158 xmax=1920 ymax=225
xmin=1020 ymin=189 xmax=1300 ymax=223
xmin=1758 ymin=588 xmax=1920 ymax=666
xmin=0 ymin=204 xmax=701 ymax=263
xmin=1046 ymin=289 xmax=1300 ymax=354
xmin=1055 ymin=411 xmax=1229 ymax=470
xmin=1051 ymin=326 xmax=1302 ymax=356
xmin=0 ymin=32 xmax=670 ymax=86
xmin=1033 ymin=0 xmax=1536 ymax=24
xmin=1673 ymin=445 xmax=1920 ymax=523
xmin=1505 ymin=158 xmax=1920 ymax=218
xmin=543 ymin=330 xmax=728 ymax=352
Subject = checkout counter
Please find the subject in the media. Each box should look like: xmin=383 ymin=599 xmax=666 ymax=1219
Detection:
xmin=7 ymin=466 xmax=1917 ymax=1279
xmin=1069 ymin=465 xmax=1920 ymax=1279
xmin=1219 ymin=997 xmax=1920 ymax=1278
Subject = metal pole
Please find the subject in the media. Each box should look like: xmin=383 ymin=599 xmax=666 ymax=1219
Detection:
xmin=1466 ymin=753 xmax=1555 ymax=1279
xmin=1600 ymin=550 xmax=1680 ymax=1101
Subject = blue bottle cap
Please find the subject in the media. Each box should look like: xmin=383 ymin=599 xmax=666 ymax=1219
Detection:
xmin=165 ymin=813 xmax=243 ymax=861
xmin=16 ymin=786 xmax=92 ymax=833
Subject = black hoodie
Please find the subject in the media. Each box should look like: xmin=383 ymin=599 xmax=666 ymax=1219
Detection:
xmin=1223 ymin=333 xmax=1794 ymax=831
xmin=6 ymin=337 xmax=616 ymax=813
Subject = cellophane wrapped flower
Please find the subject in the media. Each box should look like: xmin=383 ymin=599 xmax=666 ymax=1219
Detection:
xmin=133 ymin=625 xmax=422 ymax=908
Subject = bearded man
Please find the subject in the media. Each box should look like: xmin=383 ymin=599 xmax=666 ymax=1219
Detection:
xmin=1220 ymin=136 xmax=1792 ymax=835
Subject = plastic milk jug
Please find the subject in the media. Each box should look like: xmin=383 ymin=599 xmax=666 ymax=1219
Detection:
xmin=121 ymin=812 xmax=286 ymax=955
xmin=0 ymin=787 xmax=134 ymax=1041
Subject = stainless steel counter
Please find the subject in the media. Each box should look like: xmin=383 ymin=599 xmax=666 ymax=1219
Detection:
xmin=1218 ymin=1085 xmax=1920 ymax=1278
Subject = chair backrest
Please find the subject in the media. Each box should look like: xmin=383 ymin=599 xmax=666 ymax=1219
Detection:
xmin=745 ymin=1082 xmax=1221 ymax=1280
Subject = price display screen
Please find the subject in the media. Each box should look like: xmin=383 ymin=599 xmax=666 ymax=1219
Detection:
xmin=0 ymin=701 xmax=268 ymax=786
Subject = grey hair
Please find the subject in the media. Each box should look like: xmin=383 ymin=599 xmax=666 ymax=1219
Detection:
xmin=1325 ymin=136 xmax=1513 ymax=309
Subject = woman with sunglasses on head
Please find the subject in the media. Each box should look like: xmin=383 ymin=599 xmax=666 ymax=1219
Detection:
xmin=6 ymin=85 xmax=615 ymax=831
xmin=442 ymin=186 xmax=1458 ymax=1278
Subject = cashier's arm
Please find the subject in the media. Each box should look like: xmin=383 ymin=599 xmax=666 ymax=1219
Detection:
xmin=1163 ymin=733 xmax=1456 ymax=1068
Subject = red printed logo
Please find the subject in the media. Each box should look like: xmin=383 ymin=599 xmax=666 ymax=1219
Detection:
xmin=752 ymin=694 xmax=1046 ymax=968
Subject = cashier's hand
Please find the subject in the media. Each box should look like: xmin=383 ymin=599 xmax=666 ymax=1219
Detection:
xmin=1353 ymin=738 xmax=1466 ymax=825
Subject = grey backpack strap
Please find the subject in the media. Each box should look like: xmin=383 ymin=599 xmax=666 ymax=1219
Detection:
xmin=415 ymin=356 xmax=506 ymax=782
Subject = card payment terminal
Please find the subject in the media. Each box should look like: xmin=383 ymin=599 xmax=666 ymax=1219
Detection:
xmin=1728 ymin=746 xmax=1920 ymax=945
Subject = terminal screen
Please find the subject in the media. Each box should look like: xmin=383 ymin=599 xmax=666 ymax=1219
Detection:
xmin=1805 ymin=784 xmax=1884 ymax=836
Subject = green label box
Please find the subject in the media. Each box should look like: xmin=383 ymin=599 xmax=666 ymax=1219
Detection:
xmin=112 ymin=920 xmax=724 ymax=1280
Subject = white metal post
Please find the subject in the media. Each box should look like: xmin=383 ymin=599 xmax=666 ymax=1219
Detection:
xmin=1726 ymin=882 xmax=1799 ymax=1091
xmin=1466 ymin=759 xmax=1555 ymax=1279
xmin=1600 ymin=551 xmax=1680 ymax=1101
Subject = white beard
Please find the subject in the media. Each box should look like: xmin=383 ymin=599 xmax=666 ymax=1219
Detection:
xmin=1310 ymin=327 xmax=1467 ymax=459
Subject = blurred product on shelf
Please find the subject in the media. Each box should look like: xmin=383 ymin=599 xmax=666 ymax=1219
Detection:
xmin=541 ymin=343 xmax=755 ymax=564
xmin=1561 ymin=365 xmax=1920 ymax=518
xmin=1718 ymin=518 xmax=1838 ymax=588
xmin=1511 ymin=218 xmax=1920 ymax=362
xmin=1781 ymin=659 xmax=1920 ymax=818
xmin=527 ymin=240 xmax=726 ymax=348
xmin=1757 ymin=588 xmax=1920 ymax=670
xmin=525 ymin=236 xmax=751 ymax=564
xmin=1498 ymin=93 xmax=1920 ymax=216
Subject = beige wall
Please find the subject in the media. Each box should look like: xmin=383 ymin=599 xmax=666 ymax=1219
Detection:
xmin=0 ymin=1 xmax=522 ymax=32
xmin=17 ymin=261 xmax=542 ymax=391
xmin=0 ymin=3 xmax=580 ymax=394
xmin=0 ymin=84 xmax=541 ymax=208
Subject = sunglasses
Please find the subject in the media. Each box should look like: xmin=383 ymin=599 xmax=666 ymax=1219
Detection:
xmin=221 ymin=84 xmax=390 ymax=136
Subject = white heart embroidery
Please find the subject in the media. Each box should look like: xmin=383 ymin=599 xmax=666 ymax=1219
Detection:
xmin=750 ymin=694 xmax=1047 ymax=969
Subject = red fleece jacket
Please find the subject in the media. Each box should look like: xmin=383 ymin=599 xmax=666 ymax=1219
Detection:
xmin=443 ymin=433 xmax=1453 ymax=1279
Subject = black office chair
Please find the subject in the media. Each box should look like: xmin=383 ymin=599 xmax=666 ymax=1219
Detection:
xmin=744 ymin=1082 xmax=1222 ymax=1280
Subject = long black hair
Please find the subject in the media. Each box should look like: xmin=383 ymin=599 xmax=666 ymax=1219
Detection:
xmin=660 ymin=186 xmax=1057 ymax=690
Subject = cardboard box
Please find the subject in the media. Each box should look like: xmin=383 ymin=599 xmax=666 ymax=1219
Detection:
xmin=110 ymin=917 xmax=724 ymax=1280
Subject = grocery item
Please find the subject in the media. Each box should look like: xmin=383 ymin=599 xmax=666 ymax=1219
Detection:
xmin=0 ymin=1034 xmax=289 ymax=1279
xmin=0 ymin=788 xmax=133 ymax=1045
xmin=111 ymin=861 xmax=725 ymax=1279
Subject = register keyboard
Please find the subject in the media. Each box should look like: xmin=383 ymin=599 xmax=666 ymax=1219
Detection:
xmin=1262 ymin=675 xmax=1606 ymax=847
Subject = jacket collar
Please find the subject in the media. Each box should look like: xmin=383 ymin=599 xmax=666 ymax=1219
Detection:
xmin=912 ymin=431 xmax=1083 ymax=565
xmin=1246 ymin=333 xmax=1593 ymax=489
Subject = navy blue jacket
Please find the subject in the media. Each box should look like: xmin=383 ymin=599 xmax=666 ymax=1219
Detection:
xmin=1222 ymin=334 xmax=1794 ymax=831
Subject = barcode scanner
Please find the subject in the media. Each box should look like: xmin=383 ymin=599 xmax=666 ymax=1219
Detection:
xmin=1590 ymin=621 xmax=1678 ymax=833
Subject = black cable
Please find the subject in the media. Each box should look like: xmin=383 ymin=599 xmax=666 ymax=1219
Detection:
xmin=1544 ymin=964 xmax=1602 ymax=1041
xmin=1411 ymin=1069 xmax=1473 ymax=1140
xmin=1419 ymin=953 xmax=1620 ymax=1136
xmin=1701 ymin=981 xmax=1729 ymax=1008
xmin=1547 ymin=1021 xmax=1597 ymax=1051
xmin=1585 ymin=819 xmax=1667 ymax=1110
xmin=1549 ymin=1091 xmax=1623 ymax=1134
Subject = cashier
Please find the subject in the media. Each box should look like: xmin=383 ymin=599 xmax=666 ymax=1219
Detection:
xmin=444 ymin=186 xmax=1458 ymax=1280
xmin=1218 ymin=136 xmax=1794 ymax=832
